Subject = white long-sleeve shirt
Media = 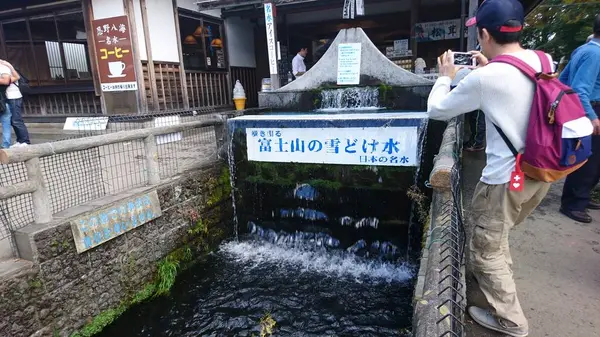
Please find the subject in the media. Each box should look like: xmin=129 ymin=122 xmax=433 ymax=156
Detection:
xmin=428 ymin=50 xmax=553 ymax=185
xmin=292 ymin=54 xmax=306 ymax=76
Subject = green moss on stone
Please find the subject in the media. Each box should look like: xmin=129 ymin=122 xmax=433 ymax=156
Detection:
xmin=28 ymin=278 xmax=43 ymax=289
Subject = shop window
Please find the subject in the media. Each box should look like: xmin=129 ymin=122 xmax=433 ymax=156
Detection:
xmin=1 ymin=8 xmax=92 ymax=87
xmin=179 ymin=12 xmax=227 ymax=71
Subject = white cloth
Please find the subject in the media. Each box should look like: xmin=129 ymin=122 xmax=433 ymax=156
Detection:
xmin=428 ymin=50 xmax=554 ymax=185
xmin=292 ymin=54 xmax=306 ymax=76
xmin=0 ymin=64 xmax=22 ymax=99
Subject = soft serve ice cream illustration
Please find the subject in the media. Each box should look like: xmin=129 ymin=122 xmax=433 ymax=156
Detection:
xmin=233 ymin=80 xmax=246 ymax=110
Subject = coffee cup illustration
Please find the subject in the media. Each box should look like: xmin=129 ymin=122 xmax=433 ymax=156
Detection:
xmin=108 ymin=61 xmax=126 ymax=77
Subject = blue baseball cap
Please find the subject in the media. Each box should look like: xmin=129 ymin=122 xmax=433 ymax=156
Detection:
xmin=466 ymin=0 xmax=524 ymax=33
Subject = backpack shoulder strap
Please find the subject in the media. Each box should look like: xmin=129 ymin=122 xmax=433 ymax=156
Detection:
xmin=533 ymin=50 xmax=552 ymax=73
xmin=492 ymin=123 xmax=519 ymax=157
xmin=491 ymin=54 xmax=538 ymax=80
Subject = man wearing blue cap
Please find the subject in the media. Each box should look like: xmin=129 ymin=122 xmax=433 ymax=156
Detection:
xmin=559 ymin=16 xmax=600 ymax=223
xmin=427 ymin=0 xmax=555 ymax=335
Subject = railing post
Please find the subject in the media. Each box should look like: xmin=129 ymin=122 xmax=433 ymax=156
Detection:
xmin=144 ymin=134 xmax=161 ymax=185
xmin=25 ymin=157 xmax=52 ymax=224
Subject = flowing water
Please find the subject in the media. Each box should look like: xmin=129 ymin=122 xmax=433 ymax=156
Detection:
xmin=319 ymin=87 xmax=381 ymax=111
xmin=100 ymin=236 xmax=414 ymax=337
xmin=101 ymin=103 xmax=426 ymax=336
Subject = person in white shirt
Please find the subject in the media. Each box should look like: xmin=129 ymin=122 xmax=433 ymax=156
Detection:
xmin=291 ymin=47 xmax=308 ymax=78
xmin=0 ymin=62 xmax=18 ymax=149
xmin=427 ymin=0 xmax=553 ymax=336
xmin=0 ymin=60 xmax=29 ymax=148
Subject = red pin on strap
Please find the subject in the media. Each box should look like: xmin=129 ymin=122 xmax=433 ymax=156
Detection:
xmin=509 ymin=153 xmax=524 ymax=192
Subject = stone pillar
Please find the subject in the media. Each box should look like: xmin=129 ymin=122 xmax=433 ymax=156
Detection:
xmin=25 ymin=157 xmax=52 ymax=224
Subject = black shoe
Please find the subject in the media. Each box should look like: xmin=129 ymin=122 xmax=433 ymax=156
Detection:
xmin=560 ymin=208 xmax=592 ymax=223
xmin=587 ymin=201 xmax=600 ymax=210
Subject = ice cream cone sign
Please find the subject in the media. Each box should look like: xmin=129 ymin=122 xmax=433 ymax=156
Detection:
xmin=233 ymin=80 xmax=246 ymax=111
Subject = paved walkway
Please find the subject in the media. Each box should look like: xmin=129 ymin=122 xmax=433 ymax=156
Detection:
xmin=462 ymin=151 xmax=600 ymax=337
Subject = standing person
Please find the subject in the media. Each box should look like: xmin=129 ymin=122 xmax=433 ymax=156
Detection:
xmin=0 ymin=62 xmax=17 ymax=149
xmin=559 ymin=16 xmax=600 ymax=223
xmin=0 ymin=60 xmax=29 ymax=147
xmin=427 ymin=0 xmax=556 ymax=335
xmin=291 ymin=47 xmax=308 ymax=79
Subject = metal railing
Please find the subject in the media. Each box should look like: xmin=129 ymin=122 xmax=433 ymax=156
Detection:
xmin=0 ymin=116 xmax=225 ymax=257
xmin=435 ymin=117 xmax=466 ymax=337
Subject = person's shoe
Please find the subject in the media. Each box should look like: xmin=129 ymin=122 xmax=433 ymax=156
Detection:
xmin=468 ymin=306 xmax=528 ymax=337
xmin=587 ymin=201 xmax=600 ymax=210
xmin=464 ymin=143 xmax=485 ymax=152
xmin=560 ymin=208 xmax=592 ymax=223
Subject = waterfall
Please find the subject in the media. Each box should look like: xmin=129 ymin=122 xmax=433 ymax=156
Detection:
xmin=319 ymin=87 xmax=380 ymax=111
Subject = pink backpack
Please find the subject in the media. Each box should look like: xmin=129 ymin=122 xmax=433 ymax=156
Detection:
xmin=490 ymin=50 xmax=593 ymax=182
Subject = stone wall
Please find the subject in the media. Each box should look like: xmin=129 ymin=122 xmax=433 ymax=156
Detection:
xmin=0 ymin=162 xmax=233 ymax=337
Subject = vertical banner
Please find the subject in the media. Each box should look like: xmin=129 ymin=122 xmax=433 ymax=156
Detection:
xmin=342 ymin=0 xmax=351 ymax=19
xmin=92 ymin=16 xmax=137 ymax=92
xmin=356 ymin=0 xmax=365 ymax=16
xmin=337 ymin=43 xmax=362 ymax=85
xmin=264 ymin=3 xmax=278 ymax=75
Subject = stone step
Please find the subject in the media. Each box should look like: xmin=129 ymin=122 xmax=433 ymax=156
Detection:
xmin=0 ymin=258 xmax=34 ymax=279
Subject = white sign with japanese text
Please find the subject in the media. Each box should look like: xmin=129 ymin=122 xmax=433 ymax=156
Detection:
xmin=154 ymin=115 xmax=182 ymax=145
xmin=264 ymin=3 xmax=278 ymax=75
xmin=63 ymin=117 xmax=109 ymax=131
xmin=100 ymin=82 xmax=138 ymax=92
xmin=337 ymin=43 xmax=361 ymax=85
xmin=246 ymin=127 xmax=419 ymax=166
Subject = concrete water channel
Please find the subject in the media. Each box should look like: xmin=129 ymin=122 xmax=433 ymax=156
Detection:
xmin=0 ymin=27 xmax=466 ymax=337
xmin=93 ymin=27 xmax=465 ymax=336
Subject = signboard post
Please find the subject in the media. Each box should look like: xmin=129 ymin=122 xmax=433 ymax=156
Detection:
xmin=92 ymin=15 xmax=139 ymax=114
xmin=264 ymin=3 xmax=280 ymax=90
xmin=337 ymin=43 xmax=361 ymax=85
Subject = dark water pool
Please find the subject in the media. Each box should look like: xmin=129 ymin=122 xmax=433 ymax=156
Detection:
xmin=99 ymin=237 xmax=415 ymax=337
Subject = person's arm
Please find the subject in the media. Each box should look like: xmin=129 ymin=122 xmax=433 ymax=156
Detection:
xmin=0 ymin=60 xmax=19 ymax=83
xmin=569 ymin=51 xmax=600 ymax=121
xmin=0 ymin=73 xmax=10 ymax=86
xmin=427 ymin=71 xmax=482 ymax=121
xmin=292 ymin=57 xmax=300 ymax=76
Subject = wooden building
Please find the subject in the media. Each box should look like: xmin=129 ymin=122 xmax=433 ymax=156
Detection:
xmin=0 ymin=0 xmax=541 ymax=118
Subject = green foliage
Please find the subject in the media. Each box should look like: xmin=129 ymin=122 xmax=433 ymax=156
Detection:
xmin=259 ymin=312 xmax=277 ymax=337
xmin=131 ymin=283 xmax=157 ymax=305
xmin=378 ymin=84 xmax=392 ymax=102
xmin=70 ymin=305 xmax=126 ymax=337
xmin=407 ymin=184 xmax=429 ymax=224
xmin=28 ymin=278 xmax=43 ymax=289
xmin=155 ymin=255 xmax=180 ymax=296
xmin=206 ymin=167 xmax=232 ymax=207
xmin=522 ymin=0 xmax=599 ymax=60
xmin=188 ymin=219 xmax=208 ymax=236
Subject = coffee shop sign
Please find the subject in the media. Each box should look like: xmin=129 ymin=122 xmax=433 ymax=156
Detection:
xmin=92 ymin=15 xmax=138 ymax=92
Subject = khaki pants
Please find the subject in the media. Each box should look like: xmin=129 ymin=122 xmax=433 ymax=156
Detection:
xmin=469 ymin=178 xmax=551 ymax=328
